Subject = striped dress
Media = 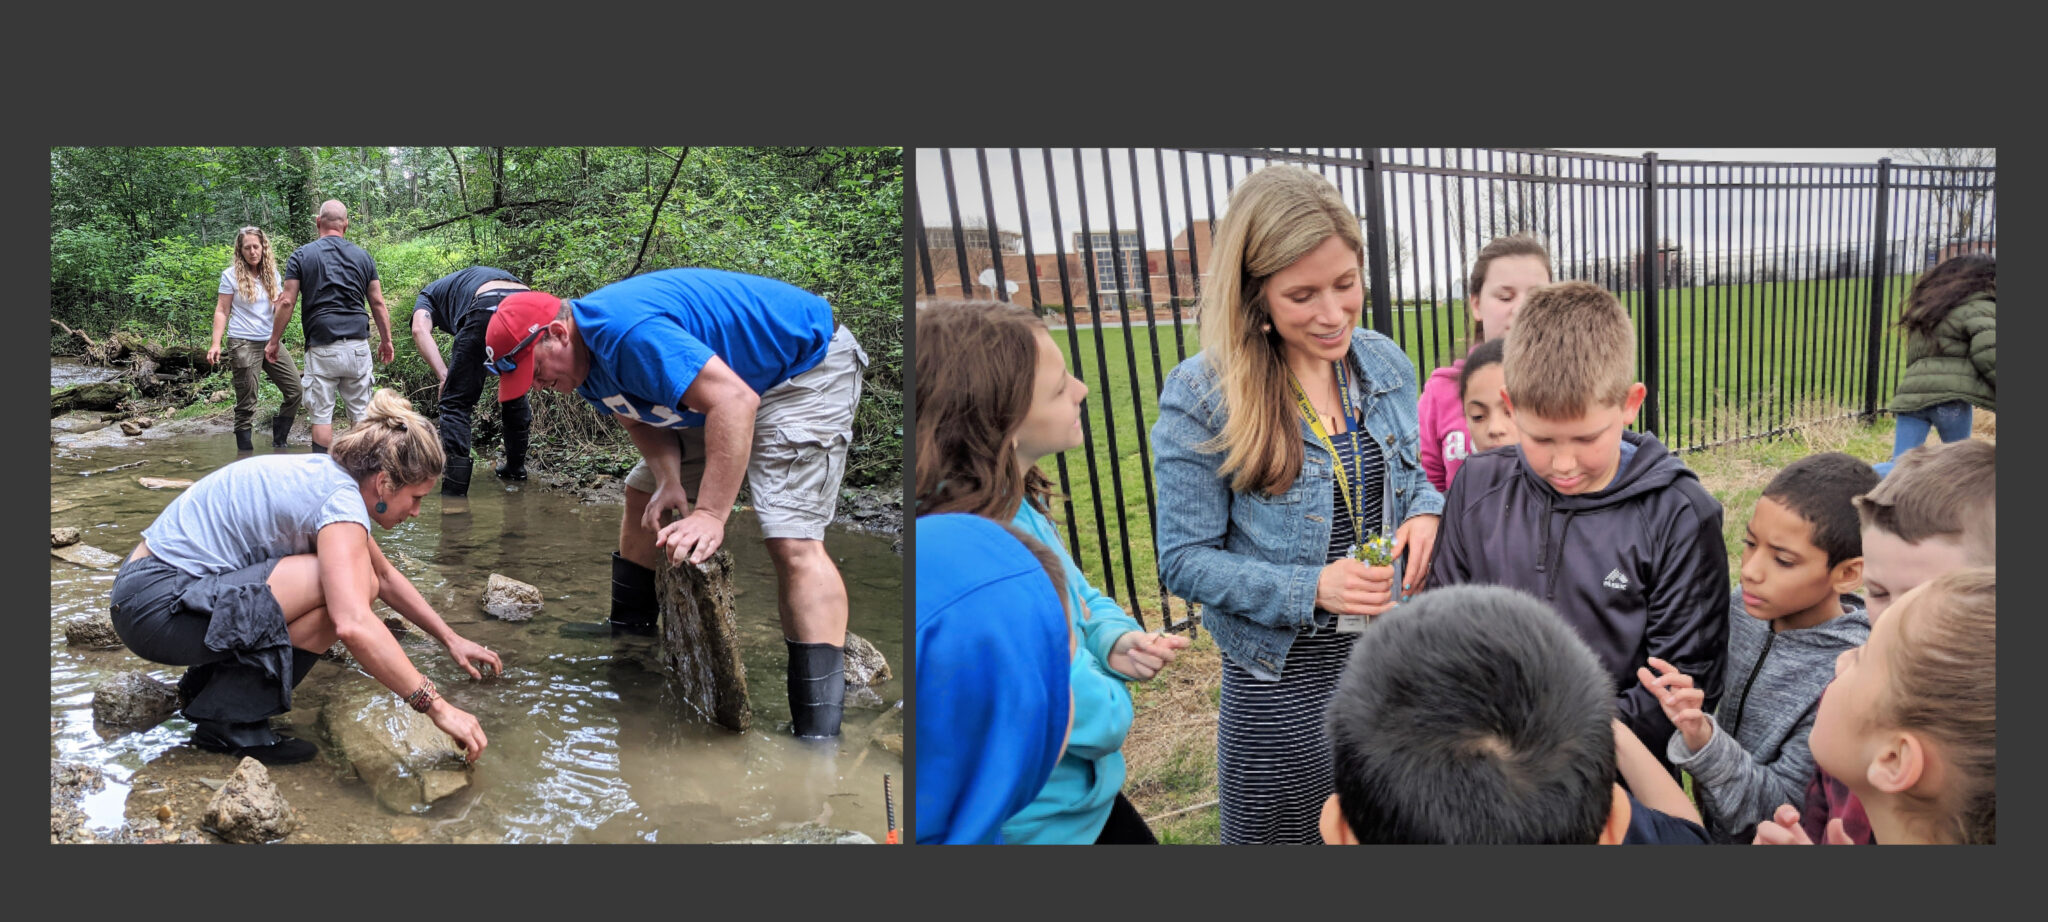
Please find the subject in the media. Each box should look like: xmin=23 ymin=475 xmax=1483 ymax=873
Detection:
xmin=1217 ymin=415 xmax=1386 ymax=845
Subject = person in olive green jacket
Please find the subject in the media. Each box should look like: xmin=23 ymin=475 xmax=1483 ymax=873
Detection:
xmin=1882 ymin=253 xmax=1993 ymax=476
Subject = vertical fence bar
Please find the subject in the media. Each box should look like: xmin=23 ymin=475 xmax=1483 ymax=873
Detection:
xmin=1640 ymin=152 xmax=1661 ymax=437
xmin=972 ymin=149 xmax=1007 ymax=301
xmin=1040 ymin=148 xmax=1115 ymax=595
xmin=1072 ymin=149 xmax=1143 ymax=612
xmin=1862 ymin=158 xmax=1893 ymax=419
xmin=938 ymin=149 xmax=974 ymax=298
xmin=1103 ymin=148 xmax=1160 ymax=626
xmin=915 ymin=207 xmax=936 ymax=295
xmin=1156 ymin=149 xmax=1188 ymax=367
xmin=1362 ymin=149 xmax=1394 ymax=337
xmin=1006 ymin=149 xmax=1082 ymax=559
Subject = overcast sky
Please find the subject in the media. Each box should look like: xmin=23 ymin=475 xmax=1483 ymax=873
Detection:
xmin=916 ymin=147 xmax=1990 ymax=299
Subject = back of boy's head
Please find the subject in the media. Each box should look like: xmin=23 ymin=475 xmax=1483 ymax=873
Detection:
xmin=1763 ymin=452 xmax=1881 ymax=567
xmin=1327 ymin=584 xmax=1616 ymax=844
xmin=1502 ymin=281 xmax=1634 ymax=420
xmin=1855 ymin=439 xmax=1995 ymax=565
xmin=1458 ymin=336 xmax=1508 ymax=400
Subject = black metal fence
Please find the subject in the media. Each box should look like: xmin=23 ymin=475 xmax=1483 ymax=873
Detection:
xmin=912 ymin=147 xmax=1996 ymax=629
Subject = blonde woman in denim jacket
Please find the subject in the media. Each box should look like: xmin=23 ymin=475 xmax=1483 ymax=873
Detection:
xmin=1152 ymin=165 xmax=1442 ymax=844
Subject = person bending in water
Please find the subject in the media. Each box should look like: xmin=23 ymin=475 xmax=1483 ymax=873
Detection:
xmin=110 ymin=389 xmax=500 ymax=764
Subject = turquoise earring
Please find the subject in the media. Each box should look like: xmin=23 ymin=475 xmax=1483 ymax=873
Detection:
xmin=375 ymin=500 xmax=388 ymax=514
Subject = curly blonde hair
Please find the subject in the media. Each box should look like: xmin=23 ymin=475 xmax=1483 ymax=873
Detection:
xmin=230 ymin=226 xmax=282 ymax=305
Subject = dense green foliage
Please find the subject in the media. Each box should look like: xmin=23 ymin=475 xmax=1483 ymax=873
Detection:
xmin=50 ymin=146 xmax=904 ymax=488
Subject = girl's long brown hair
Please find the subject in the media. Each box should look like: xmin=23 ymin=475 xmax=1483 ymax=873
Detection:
xmin=915 ymin=299 xmax=1056 ymax=521
xmin=1897 ymin=252 xmax=1994 ymax=339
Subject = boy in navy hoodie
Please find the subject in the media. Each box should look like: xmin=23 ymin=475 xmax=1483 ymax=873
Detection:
xmin=1638 ymin=452 xmax=1878 ymax=842
xmin=1426 ymin=281 xmax=1728 ymax=772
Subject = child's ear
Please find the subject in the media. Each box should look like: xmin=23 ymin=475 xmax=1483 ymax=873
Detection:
xmin=1597 ymin=784 xmax=1631 ymax=844
xmin=1499 ymin=387 xmax=1514 ymax=419
xmin=1319 ymin=794 xmax=1357 ymax=845
xmin=1867 ymin=730 xmax=1927 ymax=796
xmin=1622 ymin=381 xmax=1648 ymax=423
xmin=1830 ymin=557 xmax=1865 ymax=597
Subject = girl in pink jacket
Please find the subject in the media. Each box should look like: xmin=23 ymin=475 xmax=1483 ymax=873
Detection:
xmin=1417 ymin=236 xmax=1551 ymax=491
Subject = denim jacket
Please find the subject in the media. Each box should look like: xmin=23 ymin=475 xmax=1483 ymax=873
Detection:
xmin=1152 ymin=329 xmax=1443 ymax=680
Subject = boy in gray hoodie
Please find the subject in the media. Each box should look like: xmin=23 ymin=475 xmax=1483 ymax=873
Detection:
xmin=1637 ymin=452 xmax=1878 ymax=843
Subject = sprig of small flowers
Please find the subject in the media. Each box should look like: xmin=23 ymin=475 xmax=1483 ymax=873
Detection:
xmin=1352 ymin=534 xmax=1396 ymax=567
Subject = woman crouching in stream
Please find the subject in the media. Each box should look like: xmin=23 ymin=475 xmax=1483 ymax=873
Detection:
xmin=110 ymin=388 xmax=499 ymax=764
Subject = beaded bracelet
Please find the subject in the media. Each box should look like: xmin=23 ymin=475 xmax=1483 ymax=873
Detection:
xmin=405 ymin=678 xmax=439 ymax=713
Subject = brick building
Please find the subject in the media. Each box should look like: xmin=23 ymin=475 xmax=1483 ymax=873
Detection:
xmin=920 ymin=221 xmax=1217 ymax=324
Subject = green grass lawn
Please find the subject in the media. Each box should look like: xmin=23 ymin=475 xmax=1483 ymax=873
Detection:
xmin=1045 ymin=273 xmax=1922 ymax=618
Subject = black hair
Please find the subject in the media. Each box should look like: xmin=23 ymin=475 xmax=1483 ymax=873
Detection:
xmin=1327 ymin=585 xmax=1617 ymax=844
xmin=1761 ymin=452 xmax=1880 ymax=568
xmin=1458 ymin=336 xmax=1508 ymax=402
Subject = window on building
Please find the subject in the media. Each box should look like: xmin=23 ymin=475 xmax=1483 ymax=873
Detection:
xmin=1079 ymin=231 xmax=1147 ymax=296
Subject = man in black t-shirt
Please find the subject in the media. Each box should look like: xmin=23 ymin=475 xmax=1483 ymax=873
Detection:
xmin=407 ymin=266 xmax=533 ymax=497
xmin=267 ymin=200 xmax=391 ymax=453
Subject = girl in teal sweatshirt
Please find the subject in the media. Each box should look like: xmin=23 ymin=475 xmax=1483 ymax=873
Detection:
xmin=915 ymin=299 xmax=1190 ymax=844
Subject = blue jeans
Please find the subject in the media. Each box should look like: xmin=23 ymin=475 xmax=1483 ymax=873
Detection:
xmin=1878 ymin=400 xmax=1973 ymax=476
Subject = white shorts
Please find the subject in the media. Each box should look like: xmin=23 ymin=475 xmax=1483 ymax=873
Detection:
xmin=301 ymin=338 xmax=373 ymax=425
xmin=625 ymin=325 xmax=869 ymax=541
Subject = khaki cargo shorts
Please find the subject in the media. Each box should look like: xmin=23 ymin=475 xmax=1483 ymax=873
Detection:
xmin=301 ymin=337 xmax=373 ymax=425
xmin=625 ymin=325 xmax=869 ymax=541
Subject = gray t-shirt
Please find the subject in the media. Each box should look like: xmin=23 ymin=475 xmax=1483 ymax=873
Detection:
xmin=141 ymin=453 xmax=373 ymax=577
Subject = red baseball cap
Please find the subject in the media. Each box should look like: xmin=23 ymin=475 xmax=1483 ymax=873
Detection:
xmin=484 ymin=291 xmax=563 ymax=402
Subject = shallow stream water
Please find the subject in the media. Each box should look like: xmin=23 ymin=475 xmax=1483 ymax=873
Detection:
xmin=50 ymin=388 xmax=904 ymax=844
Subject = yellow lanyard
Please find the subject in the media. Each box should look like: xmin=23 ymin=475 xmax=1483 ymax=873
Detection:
xmin=1288 ymin=361 xmax=1368 ymax=545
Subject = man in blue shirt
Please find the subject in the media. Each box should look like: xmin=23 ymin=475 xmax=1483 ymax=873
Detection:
xmin=485 ymin=269 xmax=869 ymax=738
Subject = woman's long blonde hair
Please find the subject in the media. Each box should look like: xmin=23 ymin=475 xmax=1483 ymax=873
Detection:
xmin=1195 ymin=164 xmax=1365 ymax=496
xmin=230 ymin=226 xmax=282 ymax=305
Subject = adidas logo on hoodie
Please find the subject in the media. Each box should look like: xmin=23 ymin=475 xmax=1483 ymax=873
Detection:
xmin=1603 ymin=568 xmax=1629 ymax=591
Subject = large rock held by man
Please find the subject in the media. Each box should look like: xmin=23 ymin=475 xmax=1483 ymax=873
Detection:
xmin=657 ymin=550 xmax=750 ymax=732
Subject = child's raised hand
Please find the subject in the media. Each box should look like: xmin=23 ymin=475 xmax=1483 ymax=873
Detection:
xmin=1752 ymin=804 xmax=1816 ymax=845
xmin=1108 ymin=630 xmax=1191 ymax=680
xmin=1636 ymin=657 xmax=1712 ymax=752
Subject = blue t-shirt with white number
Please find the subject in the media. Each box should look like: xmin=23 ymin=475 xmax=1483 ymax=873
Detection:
xmin=570 ymin=269 xmax=834 ymax=428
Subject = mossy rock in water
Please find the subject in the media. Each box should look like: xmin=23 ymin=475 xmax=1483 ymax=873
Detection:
xmin=51 ymin=381 xmax=129 ymax=417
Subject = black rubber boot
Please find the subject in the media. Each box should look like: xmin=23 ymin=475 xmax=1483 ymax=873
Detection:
xmin=442 ymin=454 xmax=474 ymax=498
xmin=560 ymin=552 xmax=658 ymax=637
xmin=787 ymin=639 xmax=846 ymax=739
xmin=190 ymin=721 xmax=318 ymax=764
xmin=234 ymin=430 xmax=254 ymax=452
xmin=494 ymin=408 xmax=529 ymax=480
xmin=310 ymin=441 xmax=328 ymax=454
xmin=184 ymin=648 xmax=323 ymax=764
xmin=271 ymin=414 xmax=293 ymax=448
